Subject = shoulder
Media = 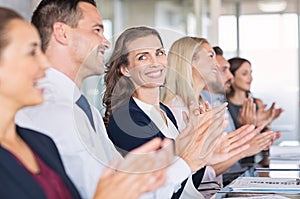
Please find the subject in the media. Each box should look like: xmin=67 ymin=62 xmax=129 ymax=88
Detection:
xmin=167 ymin=95 xmax=185 ymax=107
xmin=112 ymin=98 xmax=151 ymax=124
xmin=17 ymin=126 xmax=55 ymax=145
xmin=107 ymin=100 xmax=164 ymax=153
xmin=17 ymin=126 xmax=58 ymax=155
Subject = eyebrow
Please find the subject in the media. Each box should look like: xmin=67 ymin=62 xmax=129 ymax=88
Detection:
xmin=93 ymin=23 xmax=104 ymax=31
xmin=135 ymin=48 xmax=164 ymax=56
xmin=136 ymin=51 xmax=149 ymax=56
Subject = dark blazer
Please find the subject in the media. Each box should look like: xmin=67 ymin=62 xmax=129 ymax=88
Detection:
xmin=107 ymin=97 xmax=178 ymax=155
xmin=107 ymin=97 xmax=205 ymax=199
xmin=0 ymin=126 xmax=81 ymax=199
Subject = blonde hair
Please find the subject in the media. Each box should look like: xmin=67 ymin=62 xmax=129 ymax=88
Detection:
xmin=161 ymin=36 xmax=208 ymax=107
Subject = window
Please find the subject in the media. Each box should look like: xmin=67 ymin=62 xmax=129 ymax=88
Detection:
xmin=219 ymin=13 xmax=299 ymax=142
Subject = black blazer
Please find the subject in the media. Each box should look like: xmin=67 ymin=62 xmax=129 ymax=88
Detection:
xmin=107 ymin=97 xmax=178 ymax=155
xmin=0 ymin=126 xmax=81 ymax=199
xmin=107 ymin=97 xmax=205 ymax=199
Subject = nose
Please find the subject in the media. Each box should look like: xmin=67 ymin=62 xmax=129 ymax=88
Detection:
xmin=227 ymin=70 xmax=233 ymax=81
xmin=102 ymin=35 xmax=110 ymax=50
xmin=38 ymin=53 xmax=51 ymax=76
xmin=149 ymin=54 xmax=160 ymax=66
xmin=213 ymin=58 xmax=220 ymax=68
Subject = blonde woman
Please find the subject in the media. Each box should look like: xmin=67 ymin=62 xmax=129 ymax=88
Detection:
xmin=161 ymin=37 xmax=217 ymax=132
xmin=161 ymin=37 xmax=274 ymax=196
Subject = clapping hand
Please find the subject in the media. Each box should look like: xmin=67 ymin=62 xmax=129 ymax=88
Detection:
xmin=175 ymin=102 xmax=227 ymax=172
xmin=94 ymin=138 xmax=170 ymax=199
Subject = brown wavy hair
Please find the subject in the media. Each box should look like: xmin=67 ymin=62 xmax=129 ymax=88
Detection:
xmin=103 ymin=26 xmax=164 ymax=127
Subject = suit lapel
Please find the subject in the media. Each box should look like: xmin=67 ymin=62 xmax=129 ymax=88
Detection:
xmin=129 ymin=97 xmax=165 ymax=138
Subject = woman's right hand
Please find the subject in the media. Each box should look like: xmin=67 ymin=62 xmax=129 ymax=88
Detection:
xmin=93 ymin=138 xmax=169 ymax=199
xmin=237 ymin=98 xmax=257 ymax=126
xmin=176 ymin=102 xmax=227 ymax=172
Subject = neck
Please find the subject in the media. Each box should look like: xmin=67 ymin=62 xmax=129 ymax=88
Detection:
xmin=0 ymin=99 xmax=18 ymax=142
xmin=229 ymin=88 xmax=247 ymax=105
xmin=133 ymin=87 xmax=160 ymax=107
xmin=194 ymin=77 xmax=205 ymax=96
xmin=46 ymin=46 xmax=84 ymax=88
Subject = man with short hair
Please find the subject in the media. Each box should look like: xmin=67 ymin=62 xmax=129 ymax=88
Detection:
xmin=202 ymin=46 xmax=236 ymax=132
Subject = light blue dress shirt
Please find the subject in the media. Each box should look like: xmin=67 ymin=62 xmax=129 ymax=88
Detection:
xmin=201 ymin=90 xmax=236 ymax=133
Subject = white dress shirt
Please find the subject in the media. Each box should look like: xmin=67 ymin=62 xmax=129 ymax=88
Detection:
xmin=16 ymin=68 xmax=198 ymax=199
xmin=133 ymin=97 xmax=205 ymax=199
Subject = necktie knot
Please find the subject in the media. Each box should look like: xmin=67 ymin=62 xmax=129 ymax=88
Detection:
xmin=76 ymin=95 xmax=96 ymax=131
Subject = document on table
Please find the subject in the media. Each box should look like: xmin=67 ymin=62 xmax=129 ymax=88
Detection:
xmin=269 ymin=145 xmax=300 ymax=160
xmin=227 ymin=177 xmax=300 ymax=193
xmin=224 ymin=195 xmax=290 ymax=199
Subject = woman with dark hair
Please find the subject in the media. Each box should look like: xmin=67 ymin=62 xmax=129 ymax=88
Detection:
xmin=227 ymin=57 xmax=283 ymax=130
xmin=227 ymin=57 xmax=282 ymax=164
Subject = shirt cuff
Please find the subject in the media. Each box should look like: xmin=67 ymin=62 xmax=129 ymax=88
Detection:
xmin=167 ymin=156 xmax=192 ymax=192
xmin=202 ymin=166 xmax=217 ymax=182
xmin=179 ymin=176 xmax=205 ymax=199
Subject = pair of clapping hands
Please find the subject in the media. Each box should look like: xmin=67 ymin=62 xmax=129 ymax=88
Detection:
xmin=238 ymin=98 xmax=282 ymax=151
xmin=175 ymin=101 xmax=258 ymax=172
xmin=238 ymin=98 xmax=283 ymax=130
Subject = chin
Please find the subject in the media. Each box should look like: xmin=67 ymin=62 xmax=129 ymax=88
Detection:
xmin=145 ymin=82 xmax=163 ymax=88
xmin=94 ymin=65 xmax=105 ymax=75
xmin=29 ymin=93 xmax=44 ymax=106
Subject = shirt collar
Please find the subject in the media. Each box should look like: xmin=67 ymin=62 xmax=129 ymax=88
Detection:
xmin=42 ymin=68 xmax=82 ymax=103
xmin=132 ymin=97 xmax=157 ymax=115
xmin=201 ymin=90 xmax=226 ymax=105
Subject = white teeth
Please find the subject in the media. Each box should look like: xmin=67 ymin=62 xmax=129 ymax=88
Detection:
xmin=35 ymin=77 xmax=46 ymax=89
xmin=147 ymin=70 xmax=162 ymax=78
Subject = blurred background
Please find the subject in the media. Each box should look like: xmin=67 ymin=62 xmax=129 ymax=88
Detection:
xmin=1 ymin=0 xmax=299 ymax=143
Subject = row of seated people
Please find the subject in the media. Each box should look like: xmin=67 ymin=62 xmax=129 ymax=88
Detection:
xmin=1 ymin=0 xmax=282 ymax=198
xmin=201 ymin=46 xmax=283 ymax=186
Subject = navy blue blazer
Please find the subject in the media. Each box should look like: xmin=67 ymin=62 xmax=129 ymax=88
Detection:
xmin=0 ymin=126 xmax=81 ymax=199
xmin=107 ymin=97 xmax=205 ymax=199
xmin=107 ymin=97 xmax=178 ymax=155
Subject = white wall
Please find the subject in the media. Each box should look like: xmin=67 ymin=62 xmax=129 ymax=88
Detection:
xmin=0 ymin=0 xmax=32 ymax=21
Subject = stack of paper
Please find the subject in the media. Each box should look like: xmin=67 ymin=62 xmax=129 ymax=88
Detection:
xmin=269 ymin=145 xmax=300 ymax=160
xmin=227 ymin=177 xmax=300 ymax=193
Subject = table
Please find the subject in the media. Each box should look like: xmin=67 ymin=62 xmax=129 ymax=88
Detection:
xmin=214 ymin=150 xmax=300 ymax=199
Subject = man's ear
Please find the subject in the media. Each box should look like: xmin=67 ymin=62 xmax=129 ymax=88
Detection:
xmin=120 ymin=66 xmax=131 ymax=77
xmin=52 ymin=22 xmax=69 ymax=45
